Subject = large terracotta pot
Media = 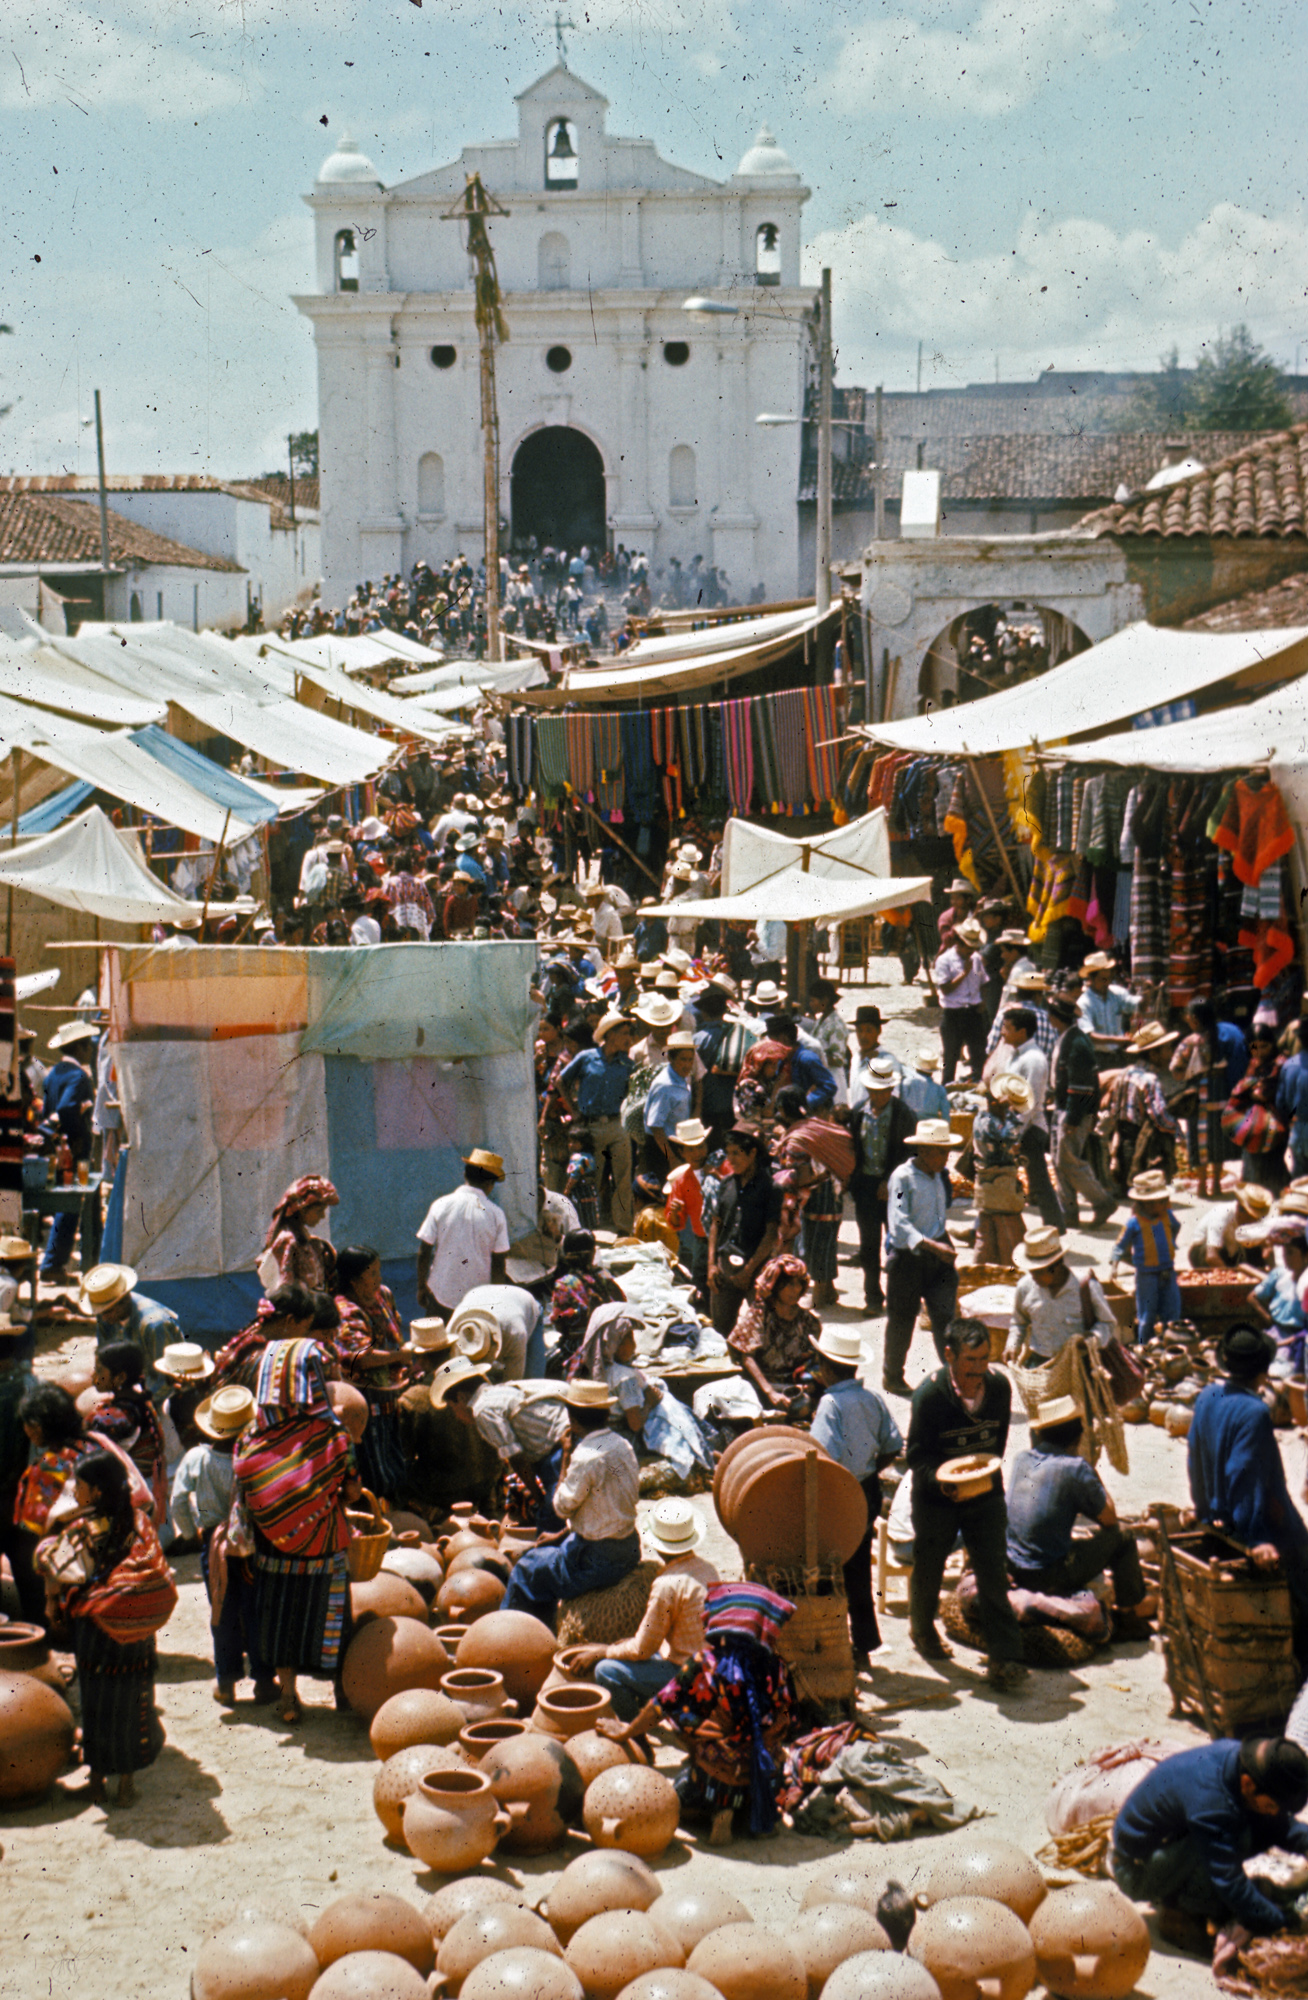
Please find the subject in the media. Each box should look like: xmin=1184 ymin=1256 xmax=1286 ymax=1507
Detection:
xmin=565 ymin=1911 xmax=684 ymax=2000
xmin=370 ymin=1686 xmax=465 ymax=1761
xmin=541 ymin=1645 xmax=601 ymax=1698
xmin=799 ymin=1851 xmax=893 ymax=1917
xmin=457 ymin=1610 xmax=558 ymax=1706
xmin=309 ymin=1893 xmax=434 ymax=1976
xmin=532 ymin=1684 xmax=614 ymax=1740
xmin=651 ymin=1888 xmax=752 ymax=1956
xmin=711 ymin=1423 xmax=810 ymax=1511
xmin=388 ymin=1508 xmax=432 ymax=1539
xmin=685 ymin=1924 xmax=807 ymax=2000
xmin=543 ymin=1852 xmax=663 ymax=1947
xmin=498 ymin=1528 xmax=540 ymax=1562
xmin=583 ymin=1765 xmax=680 ymax=1858
xmin=447 ymin=1545 xmax=512 ymax=1583
xmin=424 ymin=1878 xmax=535 ymax=1943
xmin=0 ymin=1623 xmax=66 ymax=1694
xmin=459 ymin=1950 xmax=584 ymax=2000
xmin=1027 ymin=1883 xmax=1150 ymax=2000
xmin=480 ymin=1731 xmax=586 ymax=1853
xmin=909 ymin=1898 xmax=1036 ymax=2000
xmin=351 ymin=1572 xmax=429 ymax=1629
xmin=193 ymin=1920 xmax=321 ymax=2000
xmin=917 ymin=1837 xmax=1047 ymax=1925
xmin=341 ymin=1616 xmax=451 ymax=1723
xmin=327 ymin=1381 xmax=369 ymax=1441
xmin=567 ymin=1730 xmax=632 ymax=1790
xmin=0 ymin=1668 xmax=75 ymax=1802
xmin=442 ymin=1666 xmax=513 ymax=1725
xmin=373 ymin=1743 xmax=464 ymax=1842
xmin=460 ymin=1717 xmax=531 ymax=1764
xmin=822 ymin=1958 xmax=943 ymax=2000
xmin=438 ymin=1907 xmax=563 ymax=1990
xmin=381 ymin=1546 xmax=444 ymax=1601
xmin=438 ymin=1567 xmax=507 ymax=1624
xmin=308 ymin=1952 xmax=429 ymax=1999
xmin=435 ymin=1624 xmax=470 ymax=1652
xmin=441 ymin=1528 xmax=499 ymax=1563
xmin=402 ymin=1766 xmax=510 ymax=1872
xmin=792 ymin=1905 xmax=892 ymax=1999
xmin=613 ymin=1977 xmax=724 ymax=2000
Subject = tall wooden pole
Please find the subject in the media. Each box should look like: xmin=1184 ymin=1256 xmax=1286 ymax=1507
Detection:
xmin=444 ymin=175 xmax=510 ymax=665
xmin=6 ymin=749 xmax=19 ymax=958
xmin=816 ymin=268 xmax=833 ymax=615
xmin=94 ymin=391 xmax=112 ymax=612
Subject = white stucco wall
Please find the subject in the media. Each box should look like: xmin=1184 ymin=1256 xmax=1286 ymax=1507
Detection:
xmin=97 ymin=491 xmax=317 ymax=624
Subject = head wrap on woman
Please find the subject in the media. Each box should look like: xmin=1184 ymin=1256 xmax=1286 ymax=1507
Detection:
xmin=736 ymin=1039 xmax=790 ymax=1089
xmin=264 ymin=1176 xmax=339 ymax=1252
xmin=571 ymin=1300 xmax=641 ymax=1381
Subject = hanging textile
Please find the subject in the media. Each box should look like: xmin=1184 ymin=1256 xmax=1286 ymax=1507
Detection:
xmin=650 ymin=706 xmax=684 ymax=821
xmin=505 ymin=712 xmax=533 ymax=796
xmin=752 ymin=698 xmax=782 ymax=812
xmin=564 ymin=711 xmax=594 ymax=801
xmin=771 ymin=688 xmax=811 ymax=815
xmin=723 ymin=698 xmax=754 ymax=814
xmin=620 ymin=710 xmax=659 ymax=827
xmin=802 ymin=685 xmax=841 ymax=806
xmin=535 ymin=715 xmax=569 ymax=805
xmin=1212 ymin=778 xmax=1294 ymax=886
xmin=593 ymin=711 xmax=624 ymax=818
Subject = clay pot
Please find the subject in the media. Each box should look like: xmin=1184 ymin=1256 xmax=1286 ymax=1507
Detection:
xmin=1027 ymin=1882 xmax=1150 ymax=2000
xmin=543 ymin=1852 xmax=663 ymax=1947
xmin=567 ymin=1730 xmax=632 ymax=1790
xmin=436 ymin=1624 xmax=471 ymax=1652
xmin=583 ymin=1765 xmax=679 ymax=1858
xmin=308 ymin=1953 xmax=429 ymax=2000
xmin=438 ymin=1567 xmax=507 ymax=1624
xmin=201 ymin=1902 xmax=313 ymax=1946
xmin=459 ymin=1950 xmax=584 ymax=2000
xmin=909 ymin=1897 xmax=1036 ymax=2000
xmin=498 ymin=1529 xmax=540 ymax=1561
xmin=381 ymin=1545 xmax=445 ymax=1601
xmin=442 ymin=1528 xmax=499 ymax=1563
xmin=0 ymin=1623 xmax=65 ymax=1694
xmin=728 ymin=1446 xmax=868 ymax=1570
xmin=193 ymin=1920 xmax=321 ymax=2000
xmin=614 ymin=1978 xmax=724 ymax=2000
xmin=651 ymin=1888 xmax=752 ymax=1956
xmin=686 ymin=1924 xmax=807 ymax=2000
xmin=711 ymin=1423 xmax=810 ymax=1511
xmin=801 ymin=1850 xmax=900 ymax=1917
xmin=565 ymin=1911 xmax=684 ymax=2000
xmin=447 ymin=1545 xmax=513 ymax=1583
xmin=374 ymin=1743 xmax=465 ymax=1842
xmin=480 ymin=1731 xmax=586 ymax=1853
xmin=918 ymin=1837 xmax=1047 ymax=1925
xmin=438 ymin=1907 xmax=562 ymax=1990
xmin=457 ymin=1610 xmax=559 ymax=1706
xmin=402 ymin=1766 xmax=510 ymax=1872
xmin=351 ymin=1573 xmax=430 ymax=1628
xmin=0 ymin=1668 xmax=75 ymax=1802
xmin=341 ymin=1616 xmax=451 ymax=1723
xmin=370 ymin=1687 xmax=465 ymax=1761
xmin=541 ymin=1645 xmax=601 ymax=1697
xmin=532 ymin=1684 xmax=614 ymax=1740
xmin=1165 ymin=1404 xmax=1193 ymax=1439
xmin=792 ymin=1905 xmax=892 ymax=1998
xmin=309 ymin=1893 xmax=434 ymax=1976
xmin=442 ymin=1666 xmax=513 ymax=1725
xmin=461 ymin=1718 xmax=531 ymax=1763
xmin=822 ymin=1958 xmax=943 ymax=2000
xmin=389 ymin=1508 xmax=432 ymax=1539
xmin=424 ymin=1879 xmax=535 ymax=1943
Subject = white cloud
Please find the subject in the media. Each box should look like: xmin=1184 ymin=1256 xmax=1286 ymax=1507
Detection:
xmin=3 ymin=9 xmax=253 ymax=119
xmin=805 ymin=200 xmax=1308 ymax=386
xmin=828 ymin=0 xmax=1130 ymax=118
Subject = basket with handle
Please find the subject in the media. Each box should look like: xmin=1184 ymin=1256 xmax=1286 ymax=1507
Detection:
xmin=346 ymin=1487 xmax=392 ymax=1581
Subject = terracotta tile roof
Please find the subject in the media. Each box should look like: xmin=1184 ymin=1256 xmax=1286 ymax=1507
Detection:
xmin=245 ymin=472 xmax=320 ymax=515
xmin=0 ymin=471 xmax=311 ymax=532
xmin=1184 ymin=567 xmax=1308 ymax=631
xmin=0 ymin=492 xmax=244 ymax=572
xmin=1079 ymin=425 xmax=1308 ymax=538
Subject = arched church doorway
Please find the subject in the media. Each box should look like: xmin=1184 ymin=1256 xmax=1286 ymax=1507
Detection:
xmin=917 ymin=602 xmax=1092 ymax=714
xmin=510 ymin=427 xmax=606 ymax=553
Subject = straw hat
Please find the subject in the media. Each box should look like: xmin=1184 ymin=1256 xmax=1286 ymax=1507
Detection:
xmin=1128 ymin=1169 xmax=1173 ymax=1203
xmin=464 ymin=1149 xmax=506 ymax=1182
xmin=670 ymin=862 xmax=694 ymax=882
xmin=634 ymin=995 xmax=681 ymax=1030
xmin=1013 ymin=1226 xmax=1066 ymax=1273
xmin=403 ymin=1317 xmax=458 ymax=1355
xmin=156 ymin=1342 xmax=215 ymax=1381
xmin=1013 ymin=970 xmax=1048 ymax=993
xmin=990 ymin=1071 xmax=1033 ymax=1111
xmin=49 ymin=1020 xmax=98 ymax=1051
xmin=1276 ymin=1190 xmax=1308 ymax=1218
xmin=914 ymin=1049 xmax=941 ymax=1072
xmin=905 ymin=1118 xmax=964 ymax=1149
xmin=645 ymin=1498 xmax=705 ymax=1557
xmin=653 ymin=969 xmax=683 ymax=994
xmin=193 ymin=1385 xmax=256 ymax=1440
xmin=811 ymin=1325 xmax=866 ymax=1366
xmin=455 ymin=832 xmax=480 ymax=852
xmin=674 ymin=1118 xmax=712 ymax=1147
xmin=0 ymin=1235 xmax=35 ymax=1262
xmin=947 ymin=878 xmax=976 ymax=899
xmin=1234 ymin=1185 xmax=1274 ymax=1220
xmin=447 ymin=1307 xmax=500 ymax=1365
xmin=79 ymin=1263 xmax=138 ymax=1314
xmin=937 ymin=1454 xmax=1001 ymax=1501
xmin=752 ymin=980 xmax=785 ymax=1009
xmin=864 ymin=1056 xmax=899 ymax=1090
xmin=1031 ymin=1394 xmax=1081 ymax=1432
xmin=596 ymin=1012 xmax=631 ymax=1042
xmin=997 ymin=929 xmax=1030 ymax=949
xmin=614 ymin=949 xmax=641 ymax=971
xmin=954 ymin=917 xmax=985 ymax=949
xmin=429 ymin=1355 xmax=491 ymax=1409
xmin=1127 ymin=1021 xmax=1179 ymax=1056
xmin=665 ymin=1031 xmax=695 ymax=1051
xmin=710 ymin=972 xmax=739 ymax=998
xmin=560 ymin=1378 xmax=615 ymax=1410
xmin=1082 ymin=951 xmax=1117 ymax=974
xmin=662 ymin=949 xmax=693 ymax=974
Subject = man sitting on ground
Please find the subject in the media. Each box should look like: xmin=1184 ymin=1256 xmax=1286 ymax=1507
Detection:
xmin=500 ymin=1379 xmax=640 ymax=1629
xmin=1005 ymin=1395 xmax=1149 ymax=1640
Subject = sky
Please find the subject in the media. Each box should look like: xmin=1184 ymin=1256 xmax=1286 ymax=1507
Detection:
xmin=2 ymin=0 xmax=1306 ymax=477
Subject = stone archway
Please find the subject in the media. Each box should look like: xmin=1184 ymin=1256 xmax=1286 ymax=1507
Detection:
xmin=919 ymin=602 xmax=1093 ymax=713
xmin=510 ymin=427 xmax=606 ymax=552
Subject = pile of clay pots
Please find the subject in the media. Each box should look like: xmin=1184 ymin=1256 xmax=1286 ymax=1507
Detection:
xmin=711 ymin=1430 xmax=867 ymax=1570
xmin=1117 ymin=1326 xmax=1220 ymax=1437
xmin=0 ymin=1622 xmax=77 ymax=1805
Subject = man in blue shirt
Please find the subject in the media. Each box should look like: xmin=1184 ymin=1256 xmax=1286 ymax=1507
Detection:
xmin=810 ymin=1323 xmax=902 ymax=1664
xmin=453 ymin=832 xmax=489 ymax=890
xmin=559 ymin=1012 xmax=636 ymax=1233
xmin=39 ymin=1020 xmax=97 ymax=1280
xmin=1006 ymin=1395 xmax=1146 ymax=1630
xmin=900 ymin=1049 xmax=950 ymax=1123
xmin=1189 ymin=1324 xmax=1308 ymax=1618
xmin=1276 ymin=1014 xmax=1308 ymax=1175
xmin=764 ymin=1017 xmax=835 ymax=1113
xmin=882 ymin=1118 xmax=964 ymax=1395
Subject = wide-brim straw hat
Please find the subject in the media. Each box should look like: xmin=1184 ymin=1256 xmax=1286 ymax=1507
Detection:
xmin=1082 ymin=951 xmax=1117 ymax=973
xmin=79 ymin=1262 xmax=138 ymax=1313
xmin=560 ymin=1378 xmax=616 ymax=1410
xmin=429 ymin=1355 xmax=491 ymax=1409
xmin=811 ymin=1325 xmax=866 ymax=1366
xmin=463 ymin=1149 xmax=506 ymax=1181
xmin=947 ymin=878 xmax=976 ymax=898
xmin=653 ymin=969 xmax=683 ymax=994
xmin=662 ymin=949 xmax=693 ymax=973
xmin=864 ymin=1055 xmax=899 ymax=1088
xmin=674 ymin=1118 xmax=712 ymax=1147
xmin=937 ymin=1454 xmax=1001 ymax=1501
xmin=1127 ymin=1021 xmax=1179 ymax=1055
xmin=954 ymin=918 xmax=985 ymax=948
xmin=665 ymin=1031 xmax=695 ymax=1052
xmin=50 ymin=1020 xmax=99 ymax=1051
xmin=1013 ymin=1226 xmax=1066 ymax=1272
xmin=997 ymin=929 xmax=1031 ymax=948
xmin=448 ymin=1307 xmax=500 ymax=1364
xmin=906 ymin=1118 xmax=964 ymax=1149
xmin=596 ymin=1011 xmax=631 ymax=1041
xmin=404 ymin=1317 xmax=458 ymax=1355
xmin=752 ymin=981 xmax=785 ymax=1008
xmin=1128 ymin=1169 xmax=1173 ymax=1202
xmin=194 ymin=1385 xmax=256 ymax=1439
xmin=645 ymin=1498 xmax=705 ymax=1556
xmin=1031 ymin=1394 xmax=1081 ymax=1432
xmin=1013 ymin=971 xmax=1048 ymax=992
xmin=990 ymin=1072 xmax=1033 ymax=1111
xmin=0 ymin=1235 xmax=35 ymax=1261
xmin=156 ymin=1342 xmax=215 ymax=1381
xmin=1235 ymin=1184 xmax=1274 ymax=1220
xmin=634 ymin=996 xmax=681 ymax=1030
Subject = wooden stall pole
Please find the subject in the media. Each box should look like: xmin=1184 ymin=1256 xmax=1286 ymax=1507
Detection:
xmin=962 ymin=748 xmax=1025 ymax=910
xmin=6 ymin=748 xmax=19 ymax=958
xmin=804 ymin=1446 xmax=819 ymax=1587
xmin=573 ymin=792 xmax=662 ymax=891
xmin=199 ymin=808 xmax=232 ymax=937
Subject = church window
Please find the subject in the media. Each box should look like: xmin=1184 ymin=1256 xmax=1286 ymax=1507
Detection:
xmin=545 ymin=118 xmax=579 ymax=189
xmin=669 ymin=445 xmax=697 ymax=508
xmin=546 ymin=345 xmax=573 ymax=374
xmin=418 ymin=452 xmax=445 ymax=515
xmin=755 ymin=221 xmax=781 ymax=285
xmin=538 ymin=232 xmax=571 ymax=290
xmin=662 ymin=341 xmax=690 ymax=367
xmin=334 ymin=229 xmax=360 ymax=292
xmin=429 ymin=344 xmax=457 ymax=369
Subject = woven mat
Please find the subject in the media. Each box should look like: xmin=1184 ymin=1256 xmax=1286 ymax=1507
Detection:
xmin=940 ymin=1589 xmax=1099 ymax=1668
xmin=557 ymin=1560 xmax=661 ymax=1646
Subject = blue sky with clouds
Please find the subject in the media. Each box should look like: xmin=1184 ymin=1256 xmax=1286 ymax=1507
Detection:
xmin=3 ymin=0 xmax=1305 ymax=477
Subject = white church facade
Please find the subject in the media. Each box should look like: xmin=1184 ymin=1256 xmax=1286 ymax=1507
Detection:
xmin=296 ymin=66 xmax=811 ymax=607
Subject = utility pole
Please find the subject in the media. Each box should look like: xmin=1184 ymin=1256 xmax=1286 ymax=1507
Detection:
xmin=93 ymin=390 xmax=111 ymax=585
xmin=287 ymin=434 xmax=297 ymax=528
xmin=916 ymin=339 xmax=923 ymax=396
xmin=444 ymin=174 xmax=510 ymax=663
xmin=816 ymin=267 xmax=833 ymax=615
xmin=873 ymin=384 xmax=884 ymax=542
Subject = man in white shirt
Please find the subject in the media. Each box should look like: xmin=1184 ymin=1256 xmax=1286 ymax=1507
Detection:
xmin=933 ymin=914 xmax=988 ymax=1085
xmin=435 ymin=1356 xmax=570 ymax=1524
xmin=448 ymin=1284 xmax=545 ymax=1380
xmin=573 ymin=1498 xmax=719 ymax=1718
xmin=501 ymin=1380 xmax=641 ymax=1626
xmin=416 ymin=1149 xmax=511 ymax=1317
xmin=994 ymin=1008 xmax=1064 ymax=1228
xmin=1006 ymin=1227 xmax=1117 ymax=1361
xmin=584 ymin=882 xmax=626 ymax=953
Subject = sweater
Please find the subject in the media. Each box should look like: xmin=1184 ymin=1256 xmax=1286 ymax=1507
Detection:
xmin=905 ymin=1367 xmax=1011 ymax=1504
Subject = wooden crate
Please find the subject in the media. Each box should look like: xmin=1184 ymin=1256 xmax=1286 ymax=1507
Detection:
xmin=748 ymin=1561 xmax=856 ymax=1711
xmin=1157 ymin=1526 xmax=1297 ymax=1736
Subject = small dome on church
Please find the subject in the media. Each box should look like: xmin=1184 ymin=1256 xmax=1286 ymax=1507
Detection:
xmin=317 ymin=134 xmax=382 ymax=185
xmin=735 ymin=124 xmax=798 ymax=178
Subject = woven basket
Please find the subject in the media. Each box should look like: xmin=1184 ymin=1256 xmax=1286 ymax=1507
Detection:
xmin=748 ymin=1562 xmax=856 ymax=1705
xmin=346 ymin=1488 xmax=391 ymax=1582
xmin=557 ymin=1559 xmax=661 ymax=1646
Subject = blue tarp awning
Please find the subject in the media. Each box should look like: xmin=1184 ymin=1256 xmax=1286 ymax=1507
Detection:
xmin=18 ymin=780 xmax=94 ymax=836
xmin=128 ymin=724 xmax=280 ymax=828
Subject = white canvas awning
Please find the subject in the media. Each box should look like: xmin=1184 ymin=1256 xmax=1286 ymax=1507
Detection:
xmin=618 ymin=605 xmax=821 ymax=668
xmin=1055 ymin=673 xmax=1308 ymax=774
xmin=390 ymin=658 xmax=548 ymax=699
xmin=514 ymin=605 xmax=836 ymax=706
xmin=859 ymin=622 xmax=1308 ymax=757
xmin=232 ymin=637 xmax=469 ymax=746
xmin=721 ymin=809 xmax=892 ymax=895
xmin=643 ymin=869 xmax=932 ymax=928
xmin=278 ymin=632 xmax=444 ymax=675
xmin=0 ymin=638 xmax=167 ymax=727
xmin=0 ymin=804 xmax=213 ymax=924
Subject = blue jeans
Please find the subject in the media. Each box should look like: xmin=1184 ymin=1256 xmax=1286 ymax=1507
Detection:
xmin=1135 ymin=1268 xmax=1182 ymax=1341
xmin=594 ymin=1654 xmax=680 ymax=1720
xmin=41 ymin=1209 xmax=79 ymax=1276
xmin=201 ymin=1532 xmax=270 ymax=1688
xmin=532 ymin=1444 xmax=566 ymax=1532
xmin=502 ymin=1531 xmax=640 ymax=1628
xmin=1111 ymin=1834 xmax=1237 ymax=1917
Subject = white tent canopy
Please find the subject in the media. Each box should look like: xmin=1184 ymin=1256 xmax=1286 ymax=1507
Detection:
xmin=615 ymin=605 xmax=820 ymax=668
xmin=642 ymin=869 xmax=931 ymax=929
xmin=1055 ymin=673 xmax=1308 ymax=774
xmin=515 ymin=605 xmax=835 ymax=706
xmin=230 ymin=636 xmax=469 ymax=746
xmin=859 ymin=622 xmax=1308 ymax=758
xmin=278 ymin=632 xmax=443 ymax=675
xmin=721 ymin=809 xmax=892 ymax=895
xmin=0 ymin=637 xmax=167 ymax=727
xmin=0 ymin=805 xmax=212 ymax=924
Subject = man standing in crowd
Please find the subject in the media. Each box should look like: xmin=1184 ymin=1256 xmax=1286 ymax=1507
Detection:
xmin=416 ymin=1149 xmax=511 ymax=1319
xmin=1047 ymin=972 xmax=1116 ymax=1228
xmin=994 ymin=1005 xmax=1064 ymax=1229
xmin=933 ymin=914 xmax=988 ymax=1085
xmin=849 ymin=1054 xmax=917 ymax=1315
xmin=558 ymin=1012 xmax=636 ymax=1233
xmin=882 ymin=1118 xmax=964 ymax=1396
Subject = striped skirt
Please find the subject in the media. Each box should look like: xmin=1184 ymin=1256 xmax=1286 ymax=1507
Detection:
xmin=253 ymin=1545 xmax=350 ymax=1678
xmin=74 ymin=1620 xmax=163 ymax=1775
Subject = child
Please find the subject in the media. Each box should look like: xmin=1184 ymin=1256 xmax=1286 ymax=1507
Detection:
xmin=14 ymin=1381 xmax=83 ymax=1626
xmin=664 ymin=1116 xmax=712 ymax=1304
xmin=1249 ymin=1219 xmax=1308 ymax=1377
xmin=92 ymin=1341 xmax=167 ymax=1526
xmin=808 ymin=1326 xmax=903 ymax=1665
xmin=565 ymin=1144 xmax=599 ymax=1232
xmin=1111 ymin=1169 xmax=1182 ymax=1343
xmin=170 ymin=1384 xmax=273 ymax=1706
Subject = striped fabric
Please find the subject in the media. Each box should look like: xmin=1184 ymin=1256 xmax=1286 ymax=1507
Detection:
xmin=564 ymin=711 xmax=594 ymax=799
xmin=535 ymin=716 xmax=569 ymax=803
xmin=593 ymin=711 xmax=624 ymax=817
xmin=236 ymin=1418 xmax=351 ymax=1558
xmin=0 ymin=955 xmax=20 ymax=1200
xmin=703 ymin=1581 xmax=795 ymax=1650
xmin=802 ymin=685 xmax=841 ymax=806
xmin=650 ymin=706 xmax=684 ymax=820
xmin=723 ymin=698 xmax=754 ymax=813
xmin=771 ymin=688 xmax=810 ymax=815
xmin=74 ymin=1518 xmax=177 ymax=1646
xmin=254 ymin=1548 xmax=350 ymax=1676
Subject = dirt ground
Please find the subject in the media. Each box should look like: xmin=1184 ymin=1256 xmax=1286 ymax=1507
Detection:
xmin=0 ymin=957 xmax=1290 ymax=1999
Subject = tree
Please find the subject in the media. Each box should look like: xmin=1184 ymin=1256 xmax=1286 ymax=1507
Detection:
xmin=1114 ymin=345 xmax=1187 ymax=430
xmin=1187 ymin=325 xmax=1292 ymax=432
xmin=289 ymin=429 xmax=319 ymax=477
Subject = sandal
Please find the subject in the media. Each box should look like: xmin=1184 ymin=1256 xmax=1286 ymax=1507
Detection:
xmin=280 ymin=1695 xmax=304 ymax=1726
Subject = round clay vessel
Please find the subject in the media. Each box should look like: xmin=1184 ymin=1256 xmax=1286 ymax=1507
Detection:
xmin=498 ymin=1528 xmax=540 ymax=1561
xmin=460 ymin=1949 xmax=584 ymax=2000
xmin=388 ymin=1508 xmax=431 ymax=1539
xmin=541 ymin=1644 xmax=600 ymax=1697
xmin=460 ymin=1717 xmax=531 ymax=1763
xmin=200 ymin=1902 xmax=312 ymax=1946
xmin=544 ymin=1852 xmax=663 ymax=1947
xmin=909 ymin=1897 xmax=1036 ymax=2000
xmin=481 ymin=1730 xmax=586 ymax=1852
xmin=308 ymin=1951 xmax=428 ymax=2000
xmin=711 ymin=1423 xmax=810 ymax=1511
xmin=1027 ymin=1882 xmax=1149 ymax=2000
xmin=729 ymin=1450 xmax=867 ymax=1569
xmin=193 ymin=1920 xmax=321 ymax=2000
xmin=567 ymin=1730 xmax=632 ymax=1789
xmin=566 ymin=1911 xmax=685 ymax=2000
xmin=457 ymin=1610 xmax=559 ymax=1705
xmin=373 ymin=1743 xmax=464 ymax=1842
xmin=402 ymin=1765 xmax=510 ymax=1872
xmin=439 ymin=1908 xmax=562 ymax=1989
xmin=614 ymin=1978 xmax=724 ymax=2000
xmin=0 ymin=1668 xmax=75 ymax=1802
xmin=442 ymin=1666 xmax=512 ymax=1725
xmin=436 ymin=1623 xmax=470 ymax=1652
xmin=651 ymin=1888 xmax=752 ymax=1956
xmin=0 ymin=1623 xmax=51 ymax=1673
xmin=800 ymin=1850 xmax=895 ymax=1917
xmin=792 ymin=1904 xmax=891 ymax=1998
xmin=533 ymin=1684 xmax=614 ymax=1740
xmin=918 ymin=1837 xmax=1047 ymax=1925
xmin=823 ymin=1958 xmax=942 ymax=2000
xmin=381 ymin=1546 xmax=444 ymax=1601
xmin=686 ymin=1924 xmax=807 ymax=2000
xmin=370 ymin=1687 xmax=465 ymax=1761
xmin=424 ymin=1879 xmax=534 ymax=1943
xmin=438 ymin=1567 xmax=507 ymax=1623
xmin=309 ymin=1893 xmax=434 ymax=1976
xmin=716 ymin=1434 xmax=809 ymax=1528
xmin=583 ymin=1765 xmax=680 ymax=1858
xmin=447 ymin=1545 xmax=513 ymax=1583
xmin=351 ymin=1572 xmax=429 ymax=1628
xmin=341 ymin=1616 xmax=451 ymax=1723
xmin=442 ymin=1527 xmax=498 ymax=1562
